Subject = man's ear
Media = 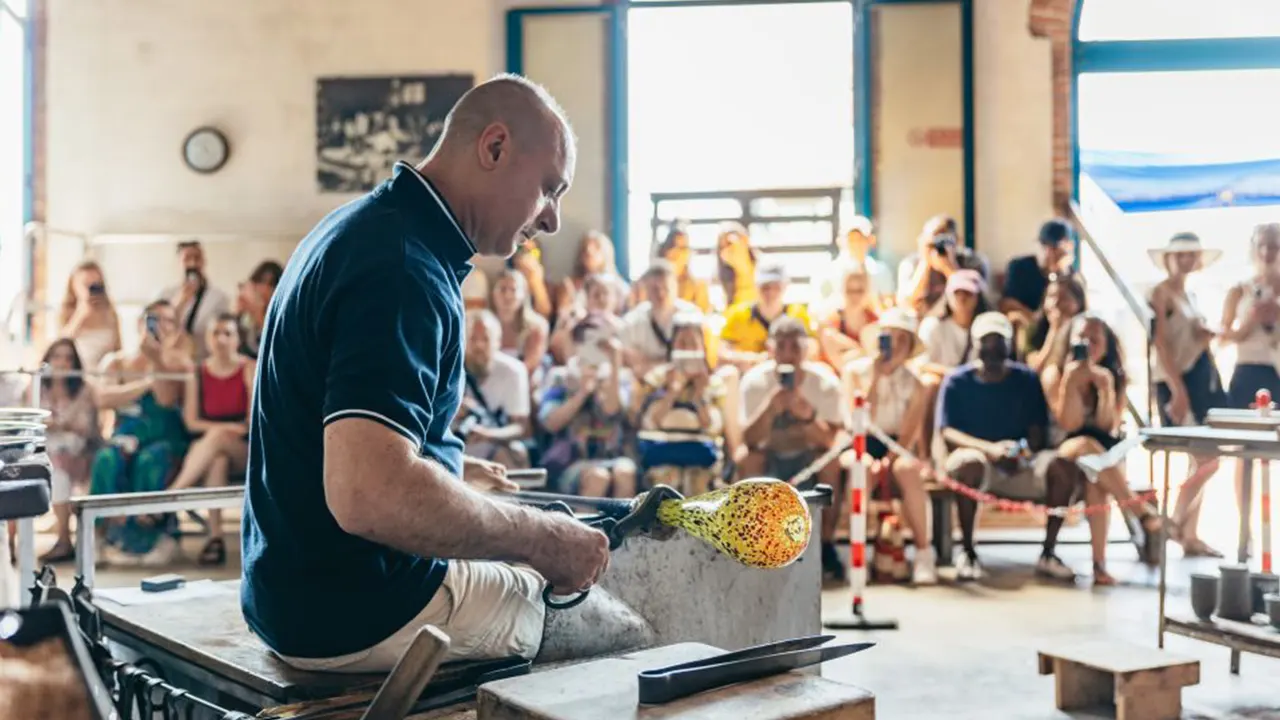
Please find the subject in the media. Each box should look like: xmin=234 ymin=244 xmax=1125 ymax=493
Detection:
xmin=476 ymin=122 xmax=511 ymax=170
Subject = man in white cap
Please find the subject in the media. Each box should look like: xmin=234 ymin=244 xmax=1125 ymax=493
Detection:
xmin=935 ymin=311 xmax=1084 ymax=582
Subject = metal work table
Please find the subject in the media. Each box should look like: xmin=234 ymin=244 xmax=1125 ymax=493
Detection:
xmin=1141 ymin=421 xmax=1280 ymax=674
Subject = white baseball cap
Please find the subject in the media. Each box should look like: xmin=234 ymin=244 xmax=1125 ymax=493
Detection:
xmin=970 ymin=311 xmax=1014 ymax=343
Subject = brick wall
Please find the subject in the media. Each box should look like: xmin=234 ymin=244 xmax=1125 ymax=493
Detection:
xmin=1028 ymin=0 xmax=1076 ymax=214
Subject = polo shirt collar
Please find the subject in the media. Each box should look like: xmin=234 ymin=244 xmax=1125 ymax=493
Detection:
xmin=387 ymin=161 xmax=477 ymax=274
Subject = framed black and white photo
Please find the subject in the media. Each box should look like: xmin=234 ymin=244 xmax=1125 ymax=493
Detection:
xmin=315 ymin=74 xmax=474 ymax=193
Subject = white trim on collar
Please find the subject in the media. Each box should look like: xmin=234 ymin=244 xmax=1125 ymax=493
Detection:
xmin=401 ymin=163 xmax=478 ymax=256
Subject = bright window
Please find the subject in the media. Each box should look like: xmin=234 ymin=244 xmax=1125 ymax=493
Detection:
xmin=1078 ymin=0 xmax=1280 ymax=41
xmin=0 ymin=8 xmax=28 ymax=330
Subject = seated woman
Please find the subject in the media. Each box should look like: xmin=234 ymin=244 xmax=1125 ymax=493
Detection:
xmin=167 ymin=313 xmax=255 ymax=565
xmin=842 ymin=309 xmax=935 ymax=584
xmin=656 ymin=222 xmax=711 ymax=312
xmin=716 ymin=223 xmax=759 ymax=308
xmin=32 ymin=339 xmax=101 ymax=563
xmin=636 ymin=313 xmax=734 ymax=495
xmin=1041 ymin=314 xmax=1162 ymax=586
xmin=818 ymin=261 xmax=879 ymax=371
xmin=554 ymin=230 xmax=631 ymax=318
xmin=1022 ymin=273 xmax=1086 ymax=373
xmin=538 ymin=314 xmax=636 ymax=498
xmin=549 ymin=273 xmax=622 ymax=366
xmin=916 ymin=270 xmax=989 ymax=459
xmin=491 ymin=268 xmax=550 ymax=382
xmin=90 ymin=300 xmax=191 ymax=567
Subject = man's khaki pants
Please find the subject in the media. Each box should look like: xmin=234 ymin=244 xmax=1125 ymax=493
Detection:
xmin=277 ymin=561 xmax=546 ymax=673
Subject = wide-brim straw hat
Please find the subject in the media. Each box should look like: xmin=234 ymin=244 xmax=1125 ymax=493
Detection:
xmin=1148 ymin=232 xmax=1223 ymax=271
xmin=859 ymin=308 xmax=925 ymax=359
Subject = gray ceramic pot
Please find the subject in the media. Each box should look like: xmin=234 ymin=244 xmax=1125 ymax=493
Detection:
xmin=1218 ymin=564 xmax=1254 ymax=621
xmin=1251 ymin=573 xmax=1280 ymax=615
xmin=1190 ymin=573 xmax=1219 ymax=621
xmin=1266 ymin=594 xmax=1280 ymax=630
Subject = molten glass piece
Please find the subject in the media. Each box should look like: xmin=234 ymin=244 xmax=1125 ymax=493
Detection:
xmin=655 ymin=479 xmax=811 ymax=569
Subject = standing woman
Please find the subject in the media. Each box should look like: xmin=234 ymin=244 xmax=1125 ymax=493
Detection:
xmin=31 ymin=339 xmax=100 ymax=563
xmin=1149 ymin=232 xmax=1226 ymax=557
xmin=58 ymin=260 xmax=122 ymax=372
xmin=1222 ymin=224 xmax=1280 ymax=408
xmin=656 ymin=223 xmax=711 ymax=313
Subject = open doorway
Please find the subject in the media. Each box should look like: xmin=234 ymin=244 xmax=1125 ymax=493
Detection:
xmin=625 ymin=1 xmax=854 ymax=307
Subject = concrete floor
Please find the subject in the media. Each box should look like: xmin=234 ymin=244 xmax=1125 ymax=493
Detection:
xmin=17 ymin=494 xmax=1280 ymax=720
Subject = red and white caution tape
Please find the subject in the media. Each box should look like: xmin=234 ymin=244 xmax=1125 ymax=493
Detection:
xmin=863 ymin=425 xmax=1158 ymax=519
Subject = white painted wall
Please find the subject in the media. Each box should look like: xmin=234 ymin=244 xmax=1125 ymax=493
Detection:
xmin=972 ymin=0 xmax=1056 ymax=270
xmin=43 ymin=0 xmax=496 ymax=337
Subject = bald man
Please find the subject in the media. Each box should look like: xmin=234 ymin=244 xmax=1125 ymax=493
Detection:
xmin=241 ymin=75 xmax=626 ymax=673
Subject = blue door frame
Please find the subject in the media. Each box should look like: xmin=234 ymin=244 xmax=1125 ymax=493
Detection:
xmin=507 ymin=0 xmax=977 ymax=265
xmin=1070 ymin=0 xmax=1280 ymax=203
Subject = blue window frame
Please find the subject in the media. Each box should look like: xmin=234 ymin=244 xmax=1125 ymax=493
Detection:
xmin=1071 ymin=0 xmax=1280 ymax=204
xmin=508 ymin=0 xmax=976 ymax=264
xmin=1 ymin=0 xmax=33 ymax=333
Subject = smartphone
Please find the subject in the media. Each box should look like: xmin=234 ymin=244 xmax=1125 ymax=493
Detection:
xmin=87 ymin=282 xmax=105 ymax=296
xmin=141 ymin=573 xmax=185 ymax=593
xmin=671 ymin=349 xmax=705 ymax=374
xmin=778 ymin=363 xmax=796 ymax=390
xmin=185 ymin=268 xmax=202 ymax=286
xmin=878 ymin=332 xmax=894 ymax=356
xmin=1071 ymin=342 xmax=1089 ymax=362
xmin=932 ymin=233 xmax=957 ymax=254
xmin=145 ymin=314 xmax=161 ymax=340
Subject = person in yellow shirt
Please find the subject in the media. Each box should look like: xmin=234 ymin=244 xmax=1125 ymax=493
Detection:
xmin=656 ymin=222 xmax=712 ymax=313
xmin=718 ymin=263 xmax=813 ymax=369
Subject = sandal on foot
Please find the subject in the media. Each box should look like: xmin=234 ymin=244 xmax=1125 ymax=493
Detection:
xmin=198 ymin=538 xmax=227 ymax=566
xmin=1138 ymin=512 xmax=1164 ymax=567
xmin=1092 ymin=564 xmax=1117 ymax=587
xmin=38 ymin=542 xmax=76 ymax=565
xmin=1180 ymin=538 xmax=1224 ymax=558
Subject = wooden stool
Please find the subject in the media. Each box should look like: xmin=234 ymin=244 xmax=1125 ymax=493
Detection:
xmin=1036 ymin=641 xmax=1200 ymax=720
xmin=478 ymin=643 xmax=875 ymax=719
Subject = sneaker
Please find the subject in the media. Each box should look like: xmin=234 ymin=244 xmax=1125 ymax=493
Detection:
xmin=954 ymin=552 xmax=984 ymax=581
xmin=1035 ymin=554 xmax=1077 ymax=582
xmin=912 ymin=548 xmax=938 ymax=586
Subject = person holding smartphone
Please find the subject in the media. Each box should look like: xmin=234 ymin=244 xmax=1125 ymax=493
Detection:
xmin=538 ymin=314 xmax=636 ymax=498
xmin=159 ymin=241 xmax=230 ymax=360
xmin=1041 ymin=314 xmax=1163 ymax=585
xmin=842 ymin=309 xmax=936 ymax=585
xmin=58 ymin=261 xmax=122 ymax=372
xmin=89 ymin=300 xmax=192 ymax=567
xmin=620 ymin=260 xmax=702 ymax=379
xmin=738 ymin=316 xmax=844 ymax=581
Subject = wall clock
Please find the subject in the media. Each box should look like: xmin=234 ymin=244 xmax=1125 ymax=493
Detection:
xmin=182 ymin=127 xmax=230 ymax=174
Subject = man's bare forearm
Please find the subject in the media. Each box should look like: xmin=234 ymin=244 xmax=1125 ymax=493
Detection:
xmin=325 ymin=419 xmax=555 ymax=564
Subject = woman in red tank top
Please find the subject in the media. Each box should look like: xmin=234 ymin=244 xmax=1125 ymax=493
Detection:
xmin=170 ymin=312 xmax=257 ymax=565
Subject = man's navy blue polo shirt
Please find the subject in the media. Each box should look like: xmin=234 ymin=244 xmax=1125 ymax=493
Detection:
xmin=241 ymin=162 xmax=474 ymax=658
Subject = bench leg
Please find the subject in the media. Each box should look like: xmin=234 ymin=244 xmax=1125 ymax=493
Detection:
xmin=1051 ymin=659 xmax=1111 ymax=712
xmin=932 ymin=494 xmax=953 ymax=567
xmin=1117 ymin=689 xmax=1181 ymax=720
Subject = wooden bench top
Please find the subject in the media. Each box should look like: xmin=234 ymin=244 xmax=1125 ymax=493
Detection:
xmin=1037 ymin=640 xmax=1197 ymax=675
xmin=97 ymin=580 xmax=512 ymax=704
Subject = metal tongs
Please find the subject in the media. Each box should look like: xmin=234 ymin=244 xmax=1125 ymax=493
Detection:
xmin=637 ymin=634 xmax=874 ymax=705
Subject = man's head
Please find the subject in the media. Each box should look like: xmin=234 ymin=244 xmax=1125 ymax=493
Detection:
xmin=466 ymin=309 xmax=502 ymax=374
xmin=642 ymin=260 xmax=677 ymax=312
xmin=207 ymin=312 xmax=242 ymax=359
xmin=1037 ymin=219 xmax=1074 ymax=272
xmin=427 ymin=74 xmax=576 ymax=258
xmin=970 ymin=311 xmax=1013 ymax=371
xmin=177 ymin=241 xmax=205 ymax=273
xmin=768 ymin=315 xmax=809 ymax=367
xmin=756 ymin=262 xmax=787 ymax=311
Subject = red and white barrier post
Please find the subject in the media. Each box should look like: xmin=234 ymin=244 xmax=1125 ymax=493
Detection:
xmin=824 ymin=395 xmax=899 ymax=631
xmin=1257 ymin=389 xmax=1273 ymax=575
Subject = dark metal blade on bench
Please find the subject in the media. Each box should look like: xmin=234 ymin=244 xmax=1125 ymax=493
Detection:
xmin=637 ymin=635 xmax=875 ymax=705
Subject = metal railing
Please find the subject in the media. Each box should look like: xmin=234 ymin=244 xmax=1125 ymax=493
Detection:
xmin=1069 ymin=201 xmax=1155 ymax=430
